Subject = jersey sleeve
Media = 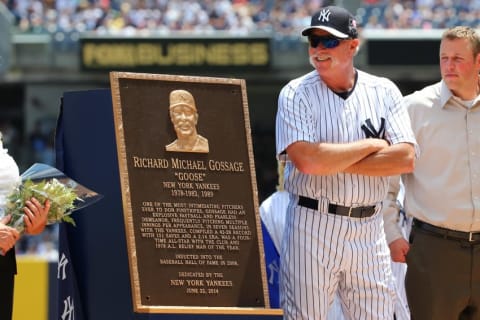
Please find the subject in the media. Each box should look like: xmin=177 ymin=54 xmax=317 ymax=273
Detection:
xmin=383 ymin=81 xmax=419 ymax=154
xmin=275 ymin=81 xmax=316 ymax=160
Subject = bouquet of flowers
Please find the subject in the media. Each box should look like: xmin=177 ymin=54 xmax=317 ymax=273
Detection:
xmin=1 ymin=163 xmax=103 ymax=234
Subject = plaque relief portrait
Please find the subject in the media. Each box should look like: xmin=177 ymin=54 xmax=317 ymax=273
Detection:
xmin=165 ymin=89 xmax=209 ymax=153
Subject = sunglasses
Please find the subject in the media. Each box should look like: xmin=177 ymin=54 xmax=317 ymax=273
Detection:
xmin=308 ymin=35 xmax=344 ymax=49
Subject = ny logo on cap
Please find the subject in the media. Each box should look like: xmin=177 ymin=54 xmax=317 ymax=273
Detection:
xmin=318 ymin=9 xmax=331 ymax=22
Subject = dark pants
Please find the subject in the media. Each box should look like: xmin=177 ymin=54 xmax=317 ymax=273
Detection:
xmin=0 ymin=273 xmax=14 ymax=320
xmin=406 ymin=226 xmax=480 ymax=320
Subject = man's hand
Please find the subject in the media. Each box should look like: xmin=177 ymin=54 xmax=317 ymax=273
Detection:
xmin=369 ymin=138 xmax=390 ymax=149
xmin=0 ymin=215 xmax=20 ymax=254
xmin=23 ymin=198 xmax=50 ymax=235
xmin=389 ymin=237 xmax=410 ymax=263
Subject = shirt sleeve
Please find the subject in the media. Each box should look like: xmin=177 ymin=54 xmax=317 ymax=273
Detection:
xmin=382 ymin=175 xmax=405 ymax=244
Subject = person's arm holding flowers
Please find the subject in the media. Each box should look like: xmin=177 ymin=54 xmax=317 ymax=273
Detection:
xmin=0 ymin=197 xmax=49 ymax=255
xmin=0 ymin=215 xmax=19 ymax=254
xmin=1 ymin=146 xmax=102 ymax=239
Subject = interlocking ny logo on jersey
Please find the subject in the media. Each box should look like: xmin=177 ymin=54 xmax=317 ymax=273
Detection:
xmin=318 ymin=9 xmax=331 ymax=22
xmin=361 ymin=118 xmax=386 ymax=139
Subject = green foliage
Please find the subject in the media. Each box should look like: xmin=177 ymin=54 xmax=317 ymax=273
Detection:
xmin=5 ymin=178 xmax=79 ymax=233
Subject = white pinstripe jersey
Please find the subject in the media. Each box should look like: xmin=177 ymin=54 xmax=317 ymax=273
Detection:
xmin=276 ymin=69 xmax=417 ymax=207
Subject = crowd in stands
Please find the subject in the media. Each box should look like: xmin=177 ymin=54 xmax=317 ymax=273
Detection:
xmin=15 ymin=224 xmax=59 ymax=260
xmin=4 ymin=0 xmax=317 ymax=37
xmin=4 ymin=0 xmax=480 ymax=41
xmin=359 ymin=0 xmax=480 ymax=29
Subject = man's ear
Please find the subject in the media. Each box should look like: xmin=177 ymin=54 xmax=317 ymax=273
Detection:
xmin=351 ymin=38 xmax=361 ymax=55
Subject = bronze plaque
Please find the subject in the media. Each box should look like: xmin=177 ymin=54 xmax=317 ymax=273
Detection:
xmin=110 ymin=72 xmax=278 ymax=315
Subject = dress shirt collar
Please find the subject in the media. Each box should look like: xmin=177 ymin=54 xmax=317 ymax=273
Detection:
xmin=439 ymin=80 xmax=453 ymax=109
xmin=439 ymin=78 xmax=480 ymax=110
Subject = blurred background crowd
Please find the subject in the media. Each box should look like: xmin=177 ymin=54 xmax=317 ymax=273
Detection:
xmin=4 ymin=0 xmax=480 ymax=40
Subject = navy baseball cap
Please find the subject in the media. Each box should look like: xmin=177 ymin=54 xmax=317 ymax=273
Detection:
xmin=301 ymin=6 xmax=358 ymax=39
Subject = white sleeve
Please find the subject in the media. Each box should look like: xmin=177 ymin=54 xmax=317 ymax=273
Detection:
xmin=275 ymin=82 xmax=315 ymax=159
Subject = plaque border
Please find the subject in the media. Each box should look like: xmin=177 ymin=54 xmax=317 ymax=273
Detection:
xmin=110 ymin=71 xmax=281 ymax=315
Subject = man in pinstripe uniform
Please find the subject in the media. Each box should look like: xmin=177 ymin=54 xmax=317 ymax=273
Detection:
xmin=260 ymin=161 xmax=344 ymax=319
xmin=275 ymin=6 xmax=417 ymax=320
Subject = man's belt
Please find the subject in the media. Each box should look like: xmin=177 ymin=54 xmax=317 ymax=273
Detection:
xmin=298 ymin=196 xmax=376 ymax=218
xmin=413 ymin=218 xmax=480 ymax=242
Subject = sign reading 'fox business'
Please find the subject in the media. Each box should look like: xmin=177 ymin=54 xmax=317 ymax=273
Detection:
xmin=80 ymin=36 xmax=271 ymax=72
